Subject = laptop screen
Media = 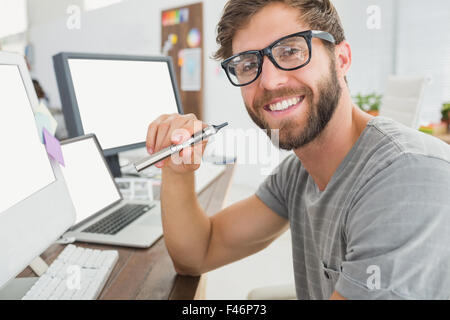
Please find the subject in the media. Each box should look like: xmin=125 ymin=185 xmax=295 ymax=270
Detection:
xmin=61 ymin=136 xmax=121 ymax=225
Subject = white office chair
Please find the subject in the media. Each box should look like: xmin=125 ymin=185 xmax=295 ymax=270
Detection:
xmin=378 ymin=75 xmax=427 ymax=129
xmin=247 ymin=283 xmax=297 ymax=300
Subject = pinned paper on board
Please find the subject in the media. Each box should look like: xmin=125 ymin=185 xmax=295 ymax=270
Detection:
xmin=34 ymin=101 xmax=58 ymax=143
xmin=180 ymin=48 xmax=202 ymax=92
xmin=162 ymin=33 xmax=179 ymax=56
xmin=187 ymin=28 xmax=201 ymax=48
xmin=162 ymin=8 xmax=189 ymax=26
xmin=43 ymin=128 xmax=65 ymax=166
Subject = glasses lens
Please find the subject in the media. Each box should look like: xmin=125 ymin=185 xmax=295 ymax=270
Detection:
xmin=272 ymin=36 xmax=309 ymax=69
xmin=226 ymin=53 xmax=260 ymax=86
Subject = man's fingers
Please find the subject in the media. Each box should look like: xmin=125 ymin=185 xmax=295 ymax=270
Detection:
xmin=146 ymin=122 xmax=159 ymax=154
xmin=155 ymin=117 xmax=198 ymax=152
xmin=178 ymin=140 xmax=206 ymax=166
xmin=146 ymin=114 xmax=172 ymax=153
xmin=145 ymin=113 xmax=210 ymax=173
xmin=154 ymin=122 xmax=171 ymax=153
xmin=170 ymin=123 xmax=192 ymax=144
xmin=181 ymin=146 xmax=193 ymax=164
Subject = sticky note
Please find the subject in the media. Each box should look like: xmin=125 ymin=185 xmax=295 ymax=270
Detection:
xmin=180 ymin=8 xmax=189 ymax=23
xmin=162 ymin=12 xmax=169 ymax=26
xmin=175 ymin=10 xmax=180 ymax=24
xmin=34 ymin=101 xmax=58 ymax=143
xmin=169 ymin=11 xmax=177 ymax=25
xmin=35 ymin=113 xmax=53 ymax=143
xmin=43 ymin=128 xmax=65 ymax=166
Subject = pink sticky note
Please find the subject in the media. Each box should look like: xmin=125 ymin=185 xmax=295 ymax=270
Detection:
xmin=43 ymin=128 xmax=65 ymax=166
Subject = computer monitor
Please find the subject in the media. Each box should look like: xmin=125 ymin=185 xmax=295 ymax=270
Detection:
xmin=0 ymin=52 xmax=76 ymax=295
xmin=53 ymin=52 xmax=183 ymax=177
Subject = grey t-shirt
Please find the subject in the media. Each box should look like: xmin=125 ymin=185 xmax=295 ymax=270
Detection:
xmin=256 ymin=117 xmax=450 ymax=299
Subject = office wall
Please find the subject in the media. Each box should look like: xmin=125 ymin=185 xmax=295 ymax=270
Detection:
xmin=334 ymin=0 xmax=450 ymax=123
xmin=27 ymin=0 xmax=158 ymax=104
xmin=27 ymin=0 xmax=83 ymax=26
xmin=332 ymin=0 xmax=396 ymax=96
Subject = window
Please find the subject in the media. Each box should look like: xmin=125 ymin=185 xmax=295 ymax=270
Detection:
xmin=0 ymin=0 xmax=27 ymax=39
xmin=84 ymin=0 xmax=123 ymax=11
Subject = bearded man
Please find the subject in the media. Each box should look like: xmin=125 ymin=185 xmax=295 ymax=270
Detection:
xmin=146 ymin=0 xmax=450 ymax=299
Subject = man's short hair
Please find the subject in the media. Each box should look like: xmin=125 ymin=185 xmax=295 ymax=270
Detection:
xmin=213 ymin=0 xmax=346 ymax=61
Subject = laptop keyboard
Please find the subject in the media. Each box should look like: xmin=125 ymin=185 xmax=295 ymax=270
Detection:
xmin=83 ymin=203 xmax=155 ymax=235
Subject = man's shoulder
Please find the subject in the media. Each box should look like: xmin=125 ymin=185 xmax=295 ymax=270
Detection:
xmin=343 ymin=117 xmax=450 ymax=199
xmin=366 ymin=117 xmax=450 ymax=164
xmin=261 ymin=153 xmax=306 ymax=192
xmin=272 ymin=153 xmax=304 ymax=177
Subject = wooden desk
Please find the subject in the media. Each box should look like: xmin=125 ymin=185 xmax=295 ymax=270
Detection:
xmin=18 ymin=163 xmax=236 ymax=300
xmin=435 ymin=133 xmax=450 ymax=144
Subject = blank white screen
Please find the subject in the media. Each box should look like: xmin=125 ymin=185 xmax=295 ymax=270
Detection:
xmin=60 ymin=137 xmax=121 ymax=225
xmin=0 ymin=65 xmax=55 ymax=215
xmin=68 ymin=59 xmax=179 ymax=150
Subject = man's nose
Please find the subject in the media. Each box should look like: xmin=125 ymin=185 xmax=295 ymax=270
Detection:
xmin=258 ymin=56 xmax=289 ymax=90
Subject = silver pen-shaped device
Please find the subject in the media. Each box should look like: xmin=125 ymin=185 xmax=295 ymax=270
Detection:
xmin=134 ymin=122 xmax=228 ymax=172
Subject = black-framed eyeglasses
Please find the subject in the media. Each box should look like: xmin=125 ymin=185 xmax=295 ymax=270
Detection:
xmin=221 ymin=30 xmax=335 ymax=87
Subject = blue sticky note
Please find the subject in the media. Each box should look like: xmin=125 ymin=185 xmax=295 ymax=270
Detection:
xmin=43 ymin=128 xmax=65 ymax=166
xmin=34 ymin=101 xmax=58 ymax=143
xmin=35 ymin=113 xmax=52 ymax=143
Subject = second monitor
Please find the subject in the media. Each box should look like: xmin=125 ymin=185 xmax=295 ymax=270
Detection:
xmin=53 ymin=53 xmax=183 ymax=177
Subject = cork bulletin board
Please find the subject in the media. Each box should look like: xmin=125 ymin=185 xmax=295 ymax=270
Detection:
xmin=161 ymin=2 xmax=204 ymax=120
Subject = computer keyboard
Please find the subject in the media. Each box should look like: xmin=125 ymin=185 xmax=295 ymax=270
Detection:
xmin=83 ymin=203 xmax=155 ymax=235
xmin=22 ymin=245 xmax=118 ymax=300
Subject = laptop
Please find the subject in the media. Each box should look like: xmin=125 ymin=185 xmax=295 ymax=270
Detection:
xmin=60 ymin=134 xmax=163 ymax=248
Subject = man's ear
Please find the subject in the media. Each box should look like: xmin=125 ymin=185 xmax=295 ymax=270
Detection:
xmin=335 ymin=41 xmax=352 ymax=81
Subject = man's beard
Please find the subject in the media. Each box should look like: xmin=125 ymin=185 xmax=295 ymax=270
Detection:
xmin=245 ymin=61 xmax=342 ymax=150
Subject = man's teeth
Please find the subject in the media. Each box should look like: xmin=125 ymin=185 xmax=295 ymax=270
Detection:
xmin=268 ymin=97 xmax=301 ymax=111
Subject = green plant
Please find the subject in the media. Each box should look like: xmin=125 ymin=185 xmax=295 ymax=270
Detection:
xmin=441 ymin=102 xmax=450 ymax=122
xmin=353 ymin=93 xmax=383 ymax=112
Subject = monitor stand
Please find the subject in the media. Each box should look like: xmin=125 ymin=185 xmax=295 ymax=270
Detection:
xmin=0 ymin=278 xmax=38 ymax=300
xmin=0 ymin=257 xmax=48 ymax=300
xmin=106 ymin=154 xmax=122 ymax=178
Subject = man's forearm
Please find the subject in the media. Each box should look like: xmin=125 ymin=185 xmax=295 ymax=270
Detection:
xmin=160 ymin=168 xmax=212 ymax=275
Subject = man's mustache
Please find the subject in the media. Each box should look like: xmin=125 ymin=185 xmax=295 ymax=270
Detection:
xmin=253 ymin=86 xmax=313 ymax=110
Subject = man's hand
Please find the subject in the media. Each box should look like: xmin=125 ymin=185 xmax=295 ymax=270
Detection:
xmin=146 ymin=113 xmax=209 ymax=174
xmin=148 ymin=114 xmax=289 ymax=277
xmin=330 ymin=291 xmax=347 ymax=300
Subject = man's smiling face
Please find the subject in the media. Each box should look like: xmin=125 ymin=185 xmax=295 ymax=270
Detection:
xmin=232 ymin=2 xmax=342 ymax=150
